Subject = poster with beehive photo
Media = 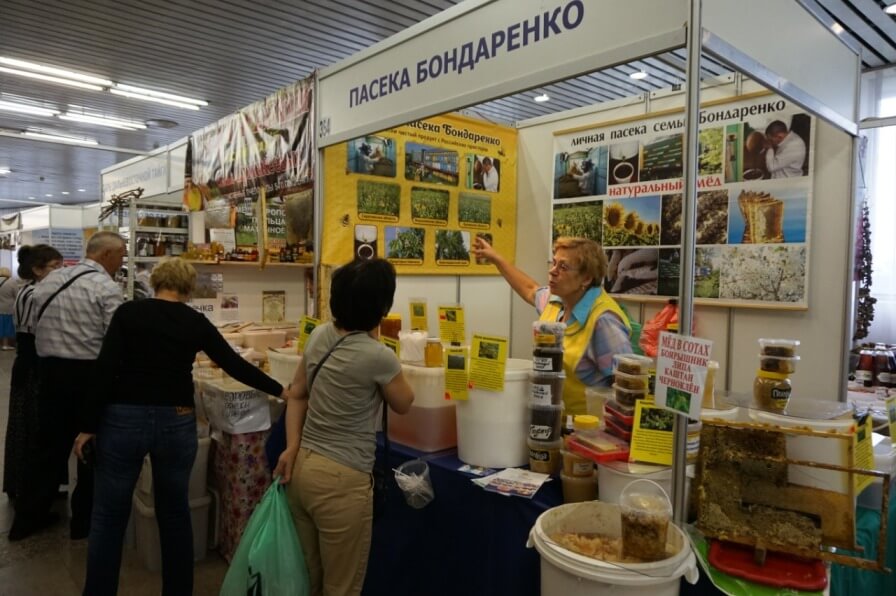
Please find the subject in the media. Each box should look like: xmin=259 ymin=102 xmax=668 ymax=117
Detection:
xmin=551 ymin=93 xmax=813 ymax=309
xmin=321 ymin=113 xmax=517 ymax=274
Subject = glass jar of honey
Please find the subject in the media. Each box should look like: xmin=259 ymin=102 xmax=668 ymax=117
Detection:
xmin=424 ymin=338 xmax=443 ymax=367
xmin=380 ymin=313 xmax=402 ymax=340
xmin=753 ymin=369 xmax=791 ymax=410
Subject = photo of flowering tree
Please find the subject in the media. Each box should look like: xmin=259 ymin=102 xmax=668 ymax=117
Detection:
xmin=719 ymin=245 xmax=806 ymax=302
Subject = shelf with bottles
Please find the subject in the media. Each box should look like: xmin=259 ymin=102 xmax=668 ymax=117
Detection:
xmin=121 ymin=225 xmax=189 ymax=235
xmin=183 ymin=260 xmax=311 ymax=268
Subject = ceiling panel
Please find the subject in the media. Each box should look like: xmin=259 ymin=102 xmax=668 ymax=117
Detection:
xmin=0 ymin=0 xmax=892 ymax=208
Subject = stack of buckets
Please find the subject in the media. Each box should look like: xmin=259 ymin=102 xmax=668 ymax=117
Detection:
xmin=527 ymin=322 xmax=566 ymax=476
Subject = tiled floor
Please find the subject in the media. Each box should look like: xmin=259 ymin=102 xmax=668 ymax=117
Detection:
xmin=0 ymin=350 xmax=229 ymax=595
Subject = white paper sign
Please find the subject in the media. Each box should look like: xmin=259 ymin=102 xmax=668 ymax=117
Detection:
xmin=188 ymin=298 xmax=218 ymax=323
xmin=654 ymin=331 xmax=713 ymax=419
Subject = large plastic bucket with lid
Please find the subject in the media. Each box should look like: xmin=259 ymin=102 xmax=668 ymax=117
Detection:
xmin=598 ymin=461 xmax=694 ymax=506
xmin=389 ymin=364 xmax=457 ymax=452
xmin=456 ymin=358 xmax=532 ymax=468
xmin=268 ymin=349 xmax=301 ymax=386
xmin=527 ymin=501 xmax=698 ymax=596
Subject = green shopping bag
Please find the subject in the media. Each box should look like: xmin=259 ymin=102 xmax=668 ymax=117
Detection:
xmin=220 ymin=479 xmax=310 ymax=596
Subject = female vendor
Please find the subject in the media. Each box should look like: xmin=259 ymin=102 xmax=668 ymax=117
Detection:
xmin=472 ymin=236 xmax=631 ymax=415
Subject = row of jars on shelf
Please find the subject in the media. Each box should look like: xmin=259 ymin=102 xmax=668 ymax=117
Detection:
xmin=855 ymin=343 xmax=896 ymax=388
xmin=136 ymin=235 xmax=186 ymax=257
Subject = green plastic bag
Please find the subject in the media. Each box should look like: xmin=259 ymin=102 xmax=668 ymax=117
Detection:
xmin=220 ymin=480 xmax=310 ymax=596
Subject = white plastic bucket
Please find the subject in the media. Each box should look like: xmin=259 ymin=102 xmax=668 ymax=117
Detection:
xmin=268 ymin=349 xmax=302 ymax=386
xmin=456 ymin=358 xmax=532 ymax=468
xmin=598 ymin=462 xmax=694 ymax=506
xmin=527 ymin=501 xmax=698 ymax=596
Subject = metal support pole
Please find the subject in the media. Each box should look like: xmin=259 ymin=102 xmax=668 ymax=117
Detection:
xmin=672 ymin=0 xmax=702 ymax=525
xmin=312 ymin=71 xmax=322 ymax=318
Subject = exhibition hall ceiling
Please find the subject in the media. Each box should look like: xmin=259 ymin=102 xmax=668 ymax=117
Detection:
xmin=0 ymin=0 xmax=893 ymax=206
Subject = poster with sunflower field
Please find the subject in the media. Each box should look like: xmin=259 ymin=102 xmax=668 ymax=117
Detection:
xmin=552 ymin=92 xmax=813 ymax=309
xmin=321 ymin=113 xmax=517 ymax=275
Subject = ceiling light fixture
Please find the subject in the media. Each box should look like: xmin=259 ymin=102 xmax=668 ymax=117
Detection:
xmin=831 ymin=22 xmax=845 ymax=34
xmin=0 ymin=66 xmax=105 ymax=91
xmin=112 ymin=84 xmax=207 ymax=109
xmin=630 ymin=71 xmax=648 ymax=80
xmin=78 ymin=188 xmax=86 ymax=192
xmin=59 ymin=111 xmax=147 ymax=130
xmin=0 ymin=99 xmax=59 ymax=117
xmin=886 ymin=4 xmax=896 ymax=15
xmin=45 ymin=194 xmax=53 ymax=197
xmin=22 ymin=130 xmax=99 ymax=146
xmin=0 ymin=168 xmax=10 ymax=175
xmin=61 ymin=191 xmax=70 ymax=195
xmin=0 ymin=57 xmax=112 ymax=86
xmin=533 ymin=93 xmax=551 ymax=103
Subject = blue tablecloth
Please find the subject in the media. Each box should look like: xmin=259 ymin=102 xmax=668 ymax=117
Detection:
xmin=830 ymin=500 xmax=896 ymax=595
xmin=362 ymin=437 xmax=562 ymax=596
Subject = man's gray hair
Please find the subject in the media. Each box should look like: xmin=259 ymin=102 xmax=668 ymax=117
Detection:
xmin=85 ymin=231 xmax=125 ymax=257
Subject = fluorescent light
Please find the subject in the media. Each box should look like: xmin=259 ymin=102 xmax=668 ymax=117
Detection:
xmin=61 ymin=191 xmax=70 ymax=195
xmin=831 ymin=22 xmax=845 ymax=34
xmin=886 ymin=4 xmax=896 ymax=15
xmin=23 ymin=130 xmax=98 ymax=145
xmin=109 ymin=88 xmax=200 ymax=110
xmin=0 ymin=168 xmax=10 ymax=175
xmin=59 ymin=111 xmax=146 ymax=130
xmin=0 ymin=66 xmax=104 ymax=91
xmin=0 ymin=57 xmax=112 ymax=86
xmin=630 ymin=71 xmax=648 ymax=80
xmin=45 ymin=194 xmax=53 ymax=197
xmin=78 ymin=188 xmax=86 ymax=192
xmin=28 ymin=196 xmax=35 ymax=200
xmin=533 ymin=93 xmax=550 ymax=103
xmin=0 ymin=99 xmax=59 ymax=117
xmin=112 ymin=84 xmax=207 ymax=108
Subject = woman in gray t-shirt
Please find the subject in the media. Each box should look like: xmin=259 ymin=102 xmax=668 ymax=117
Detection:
xmin=275 ymin=258 xmax=414 ymax=596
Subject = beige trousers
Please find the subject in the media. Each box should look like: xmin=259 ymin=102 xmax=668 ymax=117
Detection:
xmin=286 ymin=448 xmax=373 ymax=596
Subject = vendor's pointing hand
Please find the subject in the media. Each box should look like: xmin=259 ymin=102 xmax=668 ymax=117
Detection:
xmin=471 ymin=235 xmax=496 ymax=263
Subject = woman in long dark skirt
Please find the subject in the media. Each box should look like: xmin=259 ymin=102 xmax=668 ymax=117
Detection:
xmin=2 ymin=245 xmax=63 ymax=501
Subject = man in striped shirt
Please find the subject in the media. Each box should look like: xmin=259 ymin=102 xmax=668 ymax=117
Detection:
xmin=9 ymin=232 xmax=125 ymax=541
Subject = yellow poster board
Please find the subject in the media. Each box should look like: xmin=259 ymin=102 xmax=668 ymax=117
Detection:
xmin=409 ymin=298 xmax=428 ymax=332
xmin=445 ymin=346 xmax=470 ymax=401
xmin=629 ymin=399 xmax=674 ymax=466
xmin=469 ymin=334 xmax=508 ymax=392
xmin=296 ymin=315 xmax=321 ymax=352
xmin=438 ymin=305 xmax=466 ymax=345
xmin=321 ymin=113 xmax=517 ymax=273
xmin=854 ymin=414 xmax=875 ymax=494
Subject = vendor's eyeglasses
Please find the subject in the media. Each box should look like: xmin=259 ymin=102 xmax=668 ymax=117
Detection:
xmin=548 ymin=259 xmax=579 ymax=274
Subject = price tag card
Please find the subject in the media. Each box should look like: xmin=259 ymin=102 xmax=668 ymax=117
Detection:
xmin=296 ymin=315 xmax=321 ymax=353
xmin=886 ymin=395 xmax=896 ymax=440
xmin=654 ymin=331 xmax=713 ymax=419
xmin=854 ymin=414 xmax=875 ymax=494
xmin=629 ymin=399 xmax=674 ymax=466
xmin=469 ymin=334 xmax=508 ymax=392
xmin=445 ymin=346 xmax=469 ymax=401
xmin=381 ymin=335 xmax=400 ymax=357
xmin=409 ymin=298 xmax=428 ymax=332
xmin=438 ymin=304 xmax=466 ymax=345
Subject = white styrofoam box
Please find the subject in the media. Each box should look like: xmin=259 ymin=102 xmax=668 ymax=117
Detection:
xmin=133 ymin=492 xmax=211 ymax=572
xmin=137 ymin=437 xmax=211 ymax=502
xmin=242 ymin=329 xmax=287 ymax=352
xmin=202 ymin=378 xmax=271 ymax=434
xmin=858 ymin=434 xmax=895 ymax=510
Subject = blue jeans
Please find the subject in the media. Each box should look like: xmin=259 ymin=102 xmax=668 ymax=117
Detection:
xmin=83 ymin=405 xmax=198 ymax=596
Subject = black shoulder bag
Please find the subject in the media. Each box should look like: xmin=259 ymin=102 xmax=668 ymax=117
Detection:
xmin=35 ymin=268 xmax=98 ymax=322
xmin=307 ymin=331 xmax=391 ymax=520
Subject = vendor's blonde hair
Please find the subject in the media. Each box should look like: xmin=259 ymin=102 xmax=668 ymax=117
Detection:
xmin=553 ymin=237 xmax=607 ymax=287
xmin=150 ymin=257 xmax=197 ymax=296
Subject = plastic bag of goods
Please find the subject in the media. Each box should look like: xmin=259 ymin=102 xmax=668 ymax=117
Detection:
xmin=202 ymin=377 xmax=272 ymax=434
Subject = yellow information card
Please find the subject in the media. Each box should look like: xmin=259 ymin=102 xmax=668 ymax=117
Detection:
xmin=886 ymin=395 xmax=896 ymax=441
xmin=409 ymin=298 xmax=428 ymax=332
xmin=438 ymin=305 xmax=466 ymax=345
xmin=469 ymin=334 xmax=508 ymax=392
xmin=854 ymin=414 xmax=875 ymax=494
xmin=381 ymin=336 xmax=400 ymax=358
xmin=629 ymin=399 xmax=674 ymax=466
xmin=296 ymin=315 xmax=321 ymax=353
xmin=445 ymin=346 xmax=469 ymax=401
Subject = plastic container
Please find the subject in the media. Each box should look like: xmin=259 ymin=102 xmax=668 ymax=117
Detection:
xmin=527 ymin=501 xmax=699 ymax=596
xmin=529 ymin=403 xmax=564 ymax=442
xmin=572 ymin=414 xmax=599 ymax=434
xmin=700 ymin=405 xmax=742 ymax=423
xmin=380 ymin=313 xmax=402 ymax=340
xmin=701 ymin=360 xmax=718 ymax=409
xmin=267 ymin=349 xmax=302 ymax=386
xmin=597 ymin=461 xmax=674 ymax=504
xmin=529 ymin=438 xmax=563 ymax=475
xmin=399 ymin=330 xmax=427 ymax=364
xmin=137 ymin=436 xmax=211 ymax=501
xmin=758 ymin=354 xmax=800 ymax=374
xmin=566 ymin=431 xmax=630 ymax=463
xmin=758 ymin=338 xmax=800 ymax=357
xmin=533 ymin=321 xmax=566 ymax=347
xmin=561 ymin=471 xmax=597 ymax=503
xmin=613 ymin=369 xmax=649 ymax=391
xmin=753 ymin=369 xmax=791 ymax=410
xmin=456 ymin=359 xmax=533 ymax=468
xmin=605 ymin=417 xmax=632 ymax=442
xmin=221 ymin=332 xmax=244 ymax=347
xmin=389 ymin=364 xmax=457 ymax=452
xmin=133 ymin=492 xmax=211 ymax=572
xmin=614 ymin=354 xmax=654 ymax=375
xmin=394 ymin=459 xmax=435 ymax=509
xmin=561 ymin=449 xmax=594 ymax=477
xmin=530 ymin=371 xmax=565 ymax=406
xmin=584 ymin=386 xmax=612 ymax=417
xmin=533 ymin=346 xmax=564 ymax=373
xmin=686 ymin=421 xmax=702 ymax=463
xmin=605 ymin=400 xmax=635 ymax=426
xmin=613 ymin=383 xmax=648 ymax=407
xmin=857 ymin=435 xmax=895 ymax=510
xmin=424 ymin=338 xmax=443 ymax=367
xmin=620 ymin=479 xmax=673 ymax=561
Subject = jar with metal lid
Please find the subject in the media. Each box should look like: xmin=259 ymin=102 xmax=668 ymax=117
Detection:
xmin=753 ymin=369 xmax=791 ymax=411
xmin=424 ymin=338 xmax=443 ymax=367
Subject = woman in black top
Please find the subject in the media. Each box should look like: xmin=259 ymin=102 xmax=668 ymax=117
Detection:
xmin=74 ymin=257 xmax=285 ymax=596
